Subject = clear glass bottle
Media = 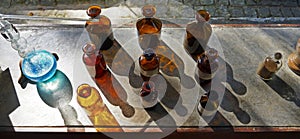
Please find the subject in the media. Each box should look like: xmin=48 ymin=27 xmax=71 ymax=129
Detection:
xmin=77 ymin=84 xmax=123 ymax=132
xmin=136 ymin=5 xmax=162 ymax=49
xmin=288 ymin=39 xmax=300 ymax=75
xmin=184 ymin=10 xmax=212 ymax=58
xmin=257 ymin=52 xmax=283 ymax=80
xmin=139 ymin=48 xmax=160 ymax=81
xmin=85 ymin=5 xmax=114 ymax=50
xmin=197 ymin=48 xmax=219 ymax=84
xmin=140 ymin=81 xmax=158 ymax=109
xmin=82 ymin=43 xmax=98 ymax=78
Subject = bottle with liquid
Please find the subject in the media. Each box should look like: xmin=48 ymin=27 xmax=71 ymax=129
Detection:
xmin=77 ymin=84 xmax=123 ymax=132
xmin=139 ymin=48 xmax=160 ymax=81
xmin=198 ymin=91 xmax=219 ymax=118
xmin=85 ymin=5 xmax=114 ymax=50
xmin=140 ymin=81 xmax=158 ymax=109
xmin=197 ymin=48 xmax=219 ymax=84
xmin=136 ymin=5 xmax=162 ymax=49
xmin=288 ymin=39 xmax=300 ymax=75
xmin=257 ymin=52 xmax=283 ymax=80
xmin=82 ymin=43 xmax=98 ymax=78
xmin=184 ymin=10 xmax=212 ymax=58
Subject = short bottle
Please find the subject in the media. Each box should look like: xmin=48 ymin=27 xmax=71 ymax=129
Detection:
xmin=184 ymin=10 xmax=212 ymax=57
xmin=288 ymin=38 xmax=300 ymax=75
xmin=197 ymin=48 xmax=219 ymax=84
xmin=82 ymin=43 xmax=98 ymax=78
xmin=257 ymin=52 xmax=283 ymax=80
xmin=85 ymin=5 xmax=114 ymax=50
xmin=136 ymin=5 xmax=162 ymax=49
xmin=139 ymin=48 xmax=160 ymax=81
xmin=198 ymin=91 xmax=219 ymax=117
xmin=140 ymin=81 xmax=158 ymax=109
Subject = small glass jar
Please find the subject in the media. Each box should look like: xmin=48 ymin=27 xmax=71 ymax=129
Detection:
xmin=257 ymin=52 xmax=283 ymax=80
xmin=139 ymin=48 xmax=160 ymax=81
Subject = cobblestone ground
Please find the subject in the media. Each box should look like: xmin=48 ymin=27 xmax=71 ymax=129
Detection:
xmin=0 ymin=0 xmax=300 ymax=23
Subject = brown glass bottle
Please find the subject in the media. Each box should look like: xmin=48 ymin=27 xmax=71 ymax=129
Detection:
xmin=139 ymin=48 xmax=160 ymax=81
xmin=140 ymin=81 xmax=158 ymax=108
xmin=257 ymin=52 xmax=282 ymax=80
xmin=197 ymin=48 xmax=219 ymax=84
xmin=198 ymin=91 xmax=219 ymax=117
xmin=136 ymin=5 xmax=162 ymax=49
xmin=82 ymin=43 xmax=98 ymax=78
xmin=85 ymin=5 xmax=114 ymax=50
xmin=77 ymin=84 xmax=123 ymax=132
xmin=288 ymin=38 xmax=300 ymax=75
xmin=184 ymin=10 xmax=212 ymax=58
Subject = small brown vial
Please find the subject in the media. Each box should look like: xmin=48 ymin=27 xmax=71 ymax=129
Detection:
xmin=288 ymin=38 xmax=300 ymax=75
xmin=136 ymin=5 xmax=162 ymax=49
xmin=197 ymin=48 xmax=219 ymax=84
xmin=139 ymin=48 xmax=160 ymax=81
xmin=85 ymin=5 xmax=114 ymax=50
xmin=140 ymin=81 xmax=158 ymax=108
xmin=257 ymin=52 xmax=283 ymax=80
xmin=184 ymin=10 xmax=212 ymax=57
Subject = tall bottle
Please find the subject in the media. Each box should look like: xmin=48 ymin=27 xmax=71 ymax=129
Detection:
xmin=136 ymin=5 xmax=162 ymax=49
xmin=140 ymin=81 xmax=158 ymax=109
xmin=288 ymin=38 xmax=300 ymax=75
xmin=256 ymin=52 xmax=282 ymax=80
xmin=85 ymin=5 xmax=114 ymax=50
xmin=139 ymin=48 xmax=160 ymax=81
xmin=184 ymin=10 xmax=212 ymax=59
xmin=197 ymin=48 xmax=219 ymax=84
xmin=77 ymin=84 xmax=123 ymax=132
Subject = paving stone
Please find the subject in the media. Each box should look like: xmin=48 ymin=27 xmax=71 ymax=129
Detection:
xmin=291 ymin=7 xmax=300 ymax=17
xmin=183 ymin=0 xmax=200 ymax=6
xmin=56 ymin=0 xmax=77 ymax=5
xmin=40 ymin=0 xmax=57 ymax=6
xmin=200 ymin=0 xmax=214 ymax=5
xmin=269 ymin=7 xmax=282 ymax=17
xmin=257 ymin=0 xmax=272 ymax=6
xmin=215 ymin=5 xmax=230 ymax=18
xmin=229 ymin=7 xmax=244 ymax=17
xmin=229 ymin=0 xmax=245 ymax=6
xmin=257 ymin=7 xmax=271 ymax=18
xmin=283 ymin=0 xmax=298 ymax=7
xmin=270 ymin=0 xmax=282 ymax=6
xmin=243 ymin=7 xmax=257 ymax=17
xmin=245 ymin=0 xmax=256 ymax=5
xmin=216 ymin=0 xmax=229 ymax=5
xmin=281 ymin=7 xmax=294 ymax=17
xmin=203 ymin=5 xmax=216 ymax=16
xmin=0 ymin=0 xmax=11 ymax=7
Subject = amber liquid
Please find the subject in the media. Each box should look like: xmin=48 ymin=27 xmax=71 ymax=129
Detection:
xmin=139 ymin=54 xmax=159 ymax=81
xmin=136 ymin=18 xmax=162 ymax=49
xmin=198 ymin=54 xmax=219 ymax=84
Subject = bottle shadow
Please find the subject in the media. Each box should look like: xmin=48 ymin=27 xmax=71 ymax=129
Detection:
xmin=263 ymin=75 xmax=300 ymax=107
xmin=0 ymin=68 xmax=20 ymax=131
xmin=205 ymin=111 xmax=234 ymax=132
xmin=58 ymin=105 xmax=85 ymax=132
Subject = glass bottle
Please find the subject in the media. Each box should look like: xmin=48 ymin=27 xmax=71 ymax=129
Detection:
xmin=82 ymin=43 xmax=98 ymax=78
xmin=139 ymin=48 xmax=160 ymax=81
xmin=288 ymin=39 xmax=300 ymax=75
xmin=198 ymin=91 xmax=219 ymax=117
xmin=197 ymin=48 xmax=219 ymax=84
xmin=257 ymin=52 xmax=283 ymax=80
xmin=85 ymin=5 xmax=114 ymax=50
xmin=77 ymin=84 xmax=123 ymax=132
xmin=136 ymin=5 xmax=162 ymax=49
xmin=184 ymin=10 xmax=212 ymax=58
xmin=140 ymin=81 xmax=158 ymax=109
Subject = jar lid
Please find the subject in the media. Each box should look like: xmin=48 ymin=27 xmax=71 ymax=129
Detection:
xmin=87 ymin=5 xmax=101 ymax=18
xmin=142 ymin=5 xmax=156 ymax=17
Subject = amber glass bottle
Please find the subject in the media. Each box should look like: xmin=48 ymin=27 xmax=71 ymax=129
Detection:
xmin=197 ymin=48 xmax=219 ymax=84
xmin=85 ymin=5 xmax=114 ymax=50
xmin=140 ymin=81 xmax=158 ymax=108
xmin=198 ymin=91 xmax=219 ymax=117
xmin=257 ymin=52 xmax=282 ymax=80
xmin=77 ymin=84 xmax=123 ymax=132
xmin=288 ymin=38 xmax=300 ymax=75
xmin=184 ymin=10 xmax=212 ymax=58
xmin=82 ymin=43 xmax=98 ymax=78
xmin=136 ymin=5 xmax=162 ymax=49
xmin=139 ymin=48 xmax=160 ymax=81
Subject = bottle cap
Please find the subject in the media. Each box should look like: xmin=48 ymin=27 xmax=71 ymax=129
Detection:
xmin=87 ymin=5 xmax=101 ymax=18
xmin=143 ymin=48 xmax=156 ymax=60
xmin=264 ymin=57 xmax=277 ymax=72
xmin=197 ymin=10 xmax=210 ymax=21
xmin=142 ymin=5 xmax=156 ymax=17
xmin=82 ymin=43 xmax=96 ymax=54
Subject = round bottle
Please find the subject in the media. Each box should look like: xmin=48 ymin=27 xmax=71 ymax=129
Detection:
xmin=197 ymin=48 xmax=219 ymax=84
xmin=139 ymin=48 xmax=160 ymax=81
xmin=288 ymin=39 xmax=300 ymax=75
xmin=257 ymin=52 xmax=282 ymax=80
xmin=140 ymin=81 xmax=158 ymax=108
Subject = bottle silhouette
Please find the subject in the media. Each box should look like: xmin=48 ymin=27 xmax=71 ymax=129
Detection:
xmin=197 ymin=48 xmax=219 ymax=84
xmin=140 ymin=81 xmax=158 ymax=109
xmin=136 ymin=5 xmax=162 ymax=49
xmin=257 ymin=52 xmax=283 ymax=80
xmin=77 ymin=84 xmax=123 ymax=132
xmin=139 ymin=48 xmax=160 ymax=81
xmin=288 ymin=38 xmax=300 ymax=75
xmin=184 ymin=10 xmax=212 ymax=59
xmin=85 ymin=5 xmax=114 ymax=50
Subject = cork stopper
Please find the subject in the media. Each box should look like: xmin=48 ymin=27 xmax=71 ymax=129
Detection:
xmin=87 ymin=5 xmax=101 ymax=18
xmin=264 ymin=57 xmax=277 ymax=72
xmin=197 ymin=10 xmax=210 ymax=21
xmin=142 ymin=5 xmax=156 ymax=17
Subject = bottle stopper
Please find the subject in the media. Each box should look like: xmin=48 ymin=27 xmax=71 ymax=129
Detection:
xmin=264 ymin=57 xmax=277 ymax=72
xmin=142 ymin=5 xmax=156 ymax=17
xmin=87 ymin=5 xmax=101 ymax=18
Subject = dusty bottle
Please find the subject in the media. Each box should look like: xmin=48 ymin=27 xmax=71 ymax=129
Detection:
xmin=184 ymin=10 xmax=212 ymax=58
xmin=82 ymin=43 xmax=98 ymax=78
xmin=139 ymin=48 xmax=160 ymax=81
xmin=198 ymin=91 xmax=219 ymax=117
xmin=140 ymin=81 xmax=158 ymax=108
xmin=77 ymin=84 xmax=123 ymax=132
xmin=288 ymin=38 xmax=300 ymax=75
xmin=136 ymin=5 xmax=162 ymax=49
xmin=197 ymin=48 xmax=219 ymax=84
xmin=85 ymin=5 xmax=114 ymax=50
xmin=257 ymin=52 xmax=282 ymax=80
